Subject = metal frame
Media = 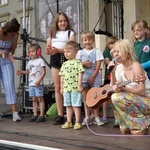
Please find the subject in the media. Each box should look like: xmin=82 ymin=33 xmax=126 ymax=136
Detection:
xmin=21 ymin=0 xmax=82 ymax=111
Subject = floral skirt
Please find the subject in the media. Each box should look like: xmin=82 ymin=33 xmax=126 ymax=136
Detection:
xmin=111 ymin=89 xmax=150 ymax=131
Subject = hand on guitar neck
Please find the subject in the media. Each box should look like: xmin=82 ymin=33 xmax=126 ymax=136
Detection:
xmin=86 ymin=75 xmax=146 ymax=109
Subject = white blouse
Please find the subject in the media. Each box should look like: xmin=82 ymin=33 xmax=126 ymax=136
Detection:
xmin=115 ymin=64 xmax=150 ymax=89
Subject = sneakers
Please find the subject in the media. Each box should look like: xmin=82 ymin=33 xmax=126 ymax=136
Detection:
xmin=113 ymin=119 xmax=119 ymax=128
xmin=36 ymin=116 xmax=46 ymax=122
xmin=74 ymin=123 xmax=82 ymax=130
xmin=28 ymin=116 xmax=45 ymax=122
xmin=53 ymin=115 xmax=59 ymax=121
xmin=82 ymin=117 xmax=93 ymax=126
xmin=53 ymin=115 xmax=64 ymax=125
xmin=62 ymin=122 xmax=73 ymax=129
xmin=28 ymin=116 xmax=38 ymax=122
xmin=101 ymin=117 xmax=108 ymax=124
xmin=13 ymin=112 xmax=21 ymax=122
xmin=93 ymin=117 xmax=105 ymax=126
xmin=62 ymin=122 xmax=82 ymax=130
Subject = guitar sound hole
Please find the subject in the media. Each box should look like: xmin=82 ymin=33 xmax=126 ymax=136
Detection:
xmin=102 ymin=90 xmax=106 ymax=95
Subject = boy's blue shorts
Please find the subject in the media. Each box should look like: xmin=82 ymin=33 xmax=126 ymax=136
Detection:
xmin=63 ymin=92 xmax=82 ymax=107
xmin=29 ymin=85 xmax=44 ymax=97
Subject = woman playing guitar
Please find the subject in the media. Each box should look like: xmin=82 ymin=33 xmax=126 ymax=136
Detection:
xmin=109 ymin=39 xmax=150 ymax=135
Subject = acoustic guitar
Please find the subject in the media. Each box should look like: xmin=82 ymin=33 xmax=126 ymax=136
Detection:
xmin=86 ymin=75 xmax=146 ymax=109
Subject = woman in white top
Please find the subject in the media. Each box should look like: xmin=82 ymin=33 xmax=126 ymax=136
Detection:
xmin=109 ymin=39 xmax=150 ymax=135
xmin=46 ymin=12 xmax=76 ymax=125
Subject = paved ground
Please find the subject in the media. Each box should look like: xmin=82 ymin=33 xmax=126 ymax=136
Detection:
xmin=0 ymin=94 xmax=150 ymax=150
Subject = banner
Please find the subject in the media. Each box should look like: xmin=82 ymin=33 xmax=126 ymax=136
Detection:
xmin=38 ymin=0 xmax=80 ymax=39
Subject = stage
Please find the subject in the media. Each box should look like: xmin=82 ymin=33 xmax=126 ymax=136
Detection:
xmin=0 ymin=114 xmax=150 ymax=150
xmin=0 ymin=94 xmax=150 ymax=150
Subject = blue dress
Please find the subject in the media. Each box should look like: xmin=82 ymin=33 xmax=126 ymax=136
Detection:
xmin=77 ymin=48 xmax=101 ymax=88
xmin=0 ymin=38 xmax=17 ymax=104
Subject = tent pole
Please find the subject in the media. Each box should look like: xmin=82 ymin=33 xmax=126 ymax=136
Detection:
xmin=22 ymin=0 xmax=27 ymax=84
xmin=77 ymin=0 xmax=81 ymax=48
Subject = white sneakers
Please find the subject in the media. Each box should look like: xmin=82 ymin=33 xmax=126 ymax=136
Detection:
xmin=82 ymin=117 xmax=93 ymax=126
xmin=13 ymin=111 xmax=21 ymax=122
xmin=93 ymin=117 xmax=105 ymax=126
xmin=82 ymin=116 xmax=105 ymax=126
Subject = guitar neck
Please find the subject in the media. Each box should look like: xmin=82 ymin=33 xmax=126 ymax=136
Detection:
xmin=117 ymin=79 xmax=132 ymax=88
xmin=107 ymin=79 xmax=132 ymax=93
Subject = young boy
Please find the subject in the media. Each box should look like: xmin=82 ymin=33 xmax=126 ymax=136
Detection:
xmin=16 ymin=44 xmax=46 ymax=122
xmin=76 ymin=31 xmax=105 ymax=126
xmin=59 ymin=41 xmax=84 ymax=130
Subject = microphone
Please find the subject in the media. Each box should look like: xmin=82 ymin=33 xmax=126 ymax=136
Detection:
xmin=107 ymin=58 xmax=117 ymax=75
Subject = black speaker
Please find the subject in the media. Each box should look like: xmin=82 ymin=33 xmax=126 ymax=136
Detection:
xmin=23 ymin=86 xmax=55 ymax=112
xmin=44 ymin=86 xmax=55 ymax=112
xmin=24 ymin=87 xmax=32 ymax=109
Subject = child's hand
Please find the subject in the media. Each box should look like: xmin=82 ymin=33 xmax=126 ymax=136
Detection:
xmin=78 ymin=86 xmax=83 ymax=93
xmin=83 ymin=60 xmax=92 ymax=68
xmin=60 ymin=88 xmax=63 ymax=95
xmin=46 ymin=45 xmax=53 ymax=55
xmin=35 ymin=81 xmax=40 ymax=88
xmin=46 ymin=45 xmax=58 ymax=55
xmin=87 ymin=76 xmax=95 ymax=85
xmin=50 ymin=46 xmax=58 ymax=55
xmin=16 ymin=70 xmax=22 ymax=76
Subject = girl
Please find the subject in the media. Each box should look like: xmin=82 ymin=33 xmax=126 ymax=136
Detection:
xmin=46 ymin=12 xmax=76 ymax=125
xmin=102 ymin=36 xmax=118 ymax=125
xmin=131 ymin=20 xmax=150 ymax=76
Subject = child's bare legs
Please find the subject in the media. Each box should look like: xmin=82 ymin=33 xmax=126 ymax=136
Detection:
xmin=32 ymin=97 xmax=38 ymax=116
xmin=62 ymin=106 xmax=74 ymax=129
xmin=74 ymin=107 xmax=81 ymax=123
xmin=82 ymin=88 xmax=90 ymax=118
xmin=33 ymin=97 xmax=46 ymax=122
xmin=93 ymin=107 xmax=105 ymax=126
xmin=82 ymin=88 xmax=93 ymax=125
xmin=38 ymin=97 xmax=45 ymax=116
xmin=101 ymin=101 xmax=109 ymax=124
xmin=93 ymin=108 xmax=99 ymax=118
xmin=28 ymin=97 xmax=39 ymax=122
xmin=51 ymin=67 xmax=64 ymax=124
xmin=73 ymin=106 xmax=82 ymax=130
xmin=66 ymin=106 xmax=74 ymax=122
xmin=103 ymin=101 xmax=108 ymax=118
